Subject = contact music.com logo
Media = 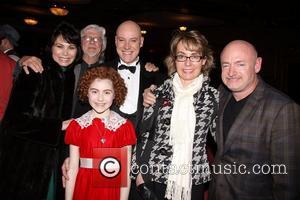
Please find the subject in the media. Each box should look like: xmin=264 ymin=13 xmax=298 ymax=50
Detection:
xmin=92 ymin=147 xmax=128 ymax=187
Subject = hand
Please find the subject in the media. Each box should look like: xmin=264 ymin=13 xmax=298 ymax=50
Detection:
xmin=145 ymin=62 xmax=159 ymax=72
xmin=136 ymin=174 xmax=158 ymax=200
xmin=62 ymin=157 xmax=70 ymax=188
xmin=143 ymin=85 xmax=157 ymax=107
xmin=136 ymin=173 xmax=145 ymax=186
xmin=62 ymin=119 xmax=73 ymax=131
xmin=19 ymin=56 xmax=44 ymax=74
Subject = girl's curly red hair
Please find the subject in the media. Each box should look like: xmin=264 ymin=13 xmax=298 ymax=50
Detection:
xmin=78 ymin=66 xmax=127 ymax=106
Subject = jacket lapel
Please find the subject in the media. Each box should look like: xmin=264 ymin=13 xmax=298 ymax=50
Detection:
xmin=217 ymin=85 xmax=231 ymax=156
xmin=222 ymin=79 xmax=265 ymax=154
xmin=136 ymin=61 xmax=146 ymax=127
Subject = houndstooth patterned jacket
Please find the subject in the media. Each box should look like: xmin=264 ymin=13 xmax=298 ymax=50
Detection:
xmin=132 ymin=75 xmax=219 ymax=185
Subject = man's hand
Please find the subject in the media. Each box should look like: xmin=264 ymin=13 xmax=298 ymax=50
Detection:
xmin=145 ymin=62 xmax=159 ymax=72
xmin=62 ymin=157 xmax=70 ymax=188
xmin=19 ymin=56 xmax=44 ymax=74
xmin=143 ymin=85 xmax=157 ymax=107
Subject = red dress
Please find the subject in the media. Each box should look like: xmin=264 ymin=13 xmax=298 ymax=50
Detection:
xmin=65 ymin=111 xmax=136 ymax=200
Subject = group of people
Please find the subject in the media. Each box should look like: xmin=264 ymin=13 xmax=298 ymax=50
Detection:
xmin=141 ymin=38 xmax=300 ymax=200
xmin=0 ymin=19 xmax=299 ymax=200
xmin=0 ymin=20 xmax=162 ymax=200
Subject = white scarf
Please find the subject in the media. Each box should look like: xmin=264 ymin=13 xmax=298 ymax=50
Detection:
xmin=165 ymin=73 xmax=204 ymax=200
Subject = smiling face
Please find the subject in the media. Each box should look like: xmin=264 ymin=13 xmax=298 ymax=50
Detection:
xmin=52 ymin=35 xmax=77 ymax=67
xmin=88 ymin=78 xmax=115 ymax=118
xmin=175 ymin=41 xmax=206 ymax=86
xmin=220 ymin=40 xmax=262 ymax=100
xmin=115 ymin=21 xmax=144 ymax=64
xmin=81 ymin=28 xmax=103 ymax=58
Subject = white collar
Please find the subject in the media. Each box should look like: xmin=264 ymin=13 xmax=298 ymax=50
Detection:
xmin=119 ymin=57 xmax=139 ymax=66
xmin=75 ymin=110 xmax=127 ymax=131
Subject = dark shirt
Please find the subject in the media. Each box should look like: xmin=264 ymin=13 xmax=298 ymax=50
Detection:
xmin=223 ymin=95 xmax=249 ymax=143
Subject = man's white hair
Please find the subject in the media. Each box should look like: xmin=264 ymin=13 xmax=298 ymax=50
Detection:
xmin=81 ymin=24 xmax=107 ymax=51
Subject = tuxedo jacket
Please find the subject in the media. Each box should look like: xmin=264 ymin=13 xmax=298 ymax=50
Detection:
xmin=104 ymin=58 xmax=165 ymax=132
xmin=209 ymin=78 xmax=300 ymax=200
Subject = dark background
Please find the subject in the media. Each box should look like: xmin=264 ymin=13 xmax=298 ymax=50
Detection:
xmin=1 ymin=0 xmax=299 ymax=103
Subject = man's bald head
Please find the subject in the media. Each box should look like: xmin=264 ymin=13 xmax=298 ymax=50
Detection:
xmin=220 ymin=40 xmax=262 ymax=100
xmin=221 ymin=40 xmax=258 ymax=61
xmin=115 ymin=20 xmax=144 ymax=64
xmin=116 ymin=20 xmax=142 ymax=36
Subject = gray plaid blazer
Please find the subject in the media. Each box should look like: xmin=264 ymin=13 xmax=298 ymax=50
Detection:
xmin=209 ymin=78 xmax=300 ymax=200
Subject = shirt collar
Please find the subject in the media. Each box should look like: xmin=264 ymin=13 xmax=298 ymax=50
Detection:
xmin=119 ymin=57 xmax=139 ymax=66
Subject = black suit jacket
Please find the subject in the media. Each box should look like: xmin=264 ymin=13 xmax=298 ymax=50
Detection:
xmin=104 ymin=59 xmax=165 ymax=132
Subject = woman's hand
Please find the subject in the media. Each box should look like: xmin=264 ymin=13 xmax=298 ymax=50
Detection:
xmin=136 ymin=173 xmax=145 ymax=186
xmin=136 ymin=174 xmax=158 ymax=200
xmin=62 ymin=157 xmax=70 ymax=188
xmin=62 ymin=119 xmax=73 ymax=131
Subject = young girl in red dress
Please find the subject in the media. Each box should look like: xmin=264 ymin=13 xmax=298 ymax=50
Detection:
xmin=65 ymin=67 xmax=136 ymax=200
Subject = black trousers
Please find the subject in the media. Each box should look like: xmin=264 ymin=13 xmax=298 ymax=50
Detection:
xmin=129 ymin=181 xmax=204 ymax=200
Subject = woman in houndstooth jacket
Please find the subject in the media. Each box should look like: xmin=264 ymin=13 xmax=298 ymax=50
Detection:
xmin=132 ymin=30 xmax=218 ymax=200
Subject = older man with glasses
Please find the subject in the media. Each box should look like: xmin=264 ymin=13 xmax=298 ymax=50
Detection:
xmin=72 ymin=24 xmax=107 ymax=117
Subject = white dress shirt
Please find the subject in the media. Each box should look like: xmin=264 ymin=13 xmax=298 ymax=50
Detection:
xmin=117 ymin=58 xmax=140 ymax=115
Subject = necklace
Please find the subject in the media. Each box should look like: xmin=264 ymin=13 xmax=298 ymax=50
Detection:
xmin=94 ymin=116 xmax=109 ymax=144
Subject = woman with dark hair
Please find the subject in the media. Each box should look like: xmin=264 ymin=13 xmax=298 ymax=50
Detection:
xmin=0 ymin=21 xmax=81 ymax=199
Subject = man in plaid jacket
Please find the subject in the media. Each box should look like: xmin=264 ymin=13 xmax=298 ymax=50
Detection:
xmin=209 ymin=40 xmax=300 ymax=200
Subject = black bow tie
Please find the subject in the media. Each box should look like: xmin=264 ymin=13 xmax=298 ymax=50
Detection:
xmin=118 ymin=64 xmax=136 ymax=74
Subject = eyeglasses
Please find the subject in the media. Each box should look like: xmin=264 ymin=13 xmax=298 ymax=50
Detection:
xmin=82 ymin=36 xmax=102 ymax=43
xmin=175 ymin=55 xmax=204 ymax=62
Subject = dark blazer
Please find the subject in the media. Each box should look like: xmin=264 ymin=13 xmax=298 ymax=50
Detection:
xmin=209 ymin=78 xmax=300 ymax=200
xmin=0 ymin=63 xmax=75 ymax=199
xmin=104 ymin=58 xmax=165 ymax=131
